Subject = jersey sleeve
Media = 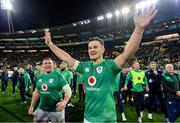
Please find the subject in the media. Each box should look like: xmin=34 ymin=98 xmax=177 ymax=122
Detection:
xmin=110 ymin=60 xmax=121 ymax=76
xmin=35 ymin=76 xmax=41 ymax=90
xmin=75 ymin=61 xmax=84 ymax=74
xmin=57 ymin=72 xmax=68 ymax=89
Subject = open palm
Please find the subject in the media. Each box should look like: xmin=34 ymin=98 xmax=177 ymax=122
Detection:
xmin=134 ymin=6 xmax=158 ymax=29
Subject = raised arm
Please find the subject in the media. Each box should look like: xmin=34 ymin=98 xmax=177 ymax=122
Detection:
xmin=44 ymin=31 xmax=77 ymax=68
xmin=115 ymin=6 xmax=157 ymax=68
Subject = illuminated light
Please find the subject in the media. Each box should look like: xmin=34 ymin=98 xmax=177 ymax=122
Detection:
xmin=97 ymin=16 xmax=104 ymax=20
xmin=1 ymin=0 xmax=13 ymax=10
xmin=121 ymin=7 xmax=130 ymax=15
xmin=115 ymin=10 xmax=120 ymax=16
xmin=106 ymin=13 xmax=113 ymax=18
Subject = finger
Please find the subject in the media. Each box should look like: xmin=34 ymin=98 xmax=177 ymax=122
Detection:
xmin=56 ymin=102 xmax=60 ymax=107
xmin=56 ymin=106 xmax=63 ymax=112
xmin=149 ymin=9 xmax=158 ymax=20
xmin=145 ymin=5 xmax=155 ymax=15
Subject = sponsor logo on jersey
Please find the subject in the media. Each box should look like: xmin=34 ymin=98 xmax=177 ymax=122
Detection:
xmin=85 ymin=67 xmax=90 ymax=73
xmin=88 ymin=76 xmax=96 ymax=86
xmin=41 ymin=84 xmax=48 ymax=91
xmin=49 ymin=78 xmax=54 ymax=83
xmin=96 ymin=66 xmax=103 ymax=73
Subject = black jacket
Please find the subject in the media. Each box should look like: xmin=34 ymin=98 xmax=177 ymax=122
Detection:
xmin=145 ymin=69 xmax=162 ymax=91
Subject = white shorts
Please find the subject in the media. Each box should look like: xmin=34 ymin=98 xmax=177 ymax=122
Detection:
xmin=33 ymin=108 xmax=65 ymax=122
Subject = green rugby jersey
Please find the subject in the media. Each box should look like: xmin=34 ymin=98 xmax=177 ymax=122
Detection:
xmin=36 ymin=70 xmax=67 ymax=112
xmin=76 ymin=59 xmax=120 ymax=122
xmin=77 ymin=74 xmax=84 ymax=84
xmin=60 ymin=68 xmax=72 ymax=85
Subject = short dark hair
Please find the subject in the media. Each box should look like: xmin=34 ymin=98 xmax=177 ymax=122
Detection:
xmin=42 ymin=57 xmax=52 ymax=61
xmin=88 ymin=37 xmax=104 ymax=46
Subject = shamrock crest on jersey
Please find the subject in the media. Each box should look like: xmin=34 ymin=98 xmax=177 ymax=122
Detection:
xmin=85 ymin=67 xmax=90 ymax=73
xmin=41 ymin=84 xmax=48 ymax=91
xmin=49 ymin=78 xmax=54 ymax=83
xmin=96 ymin=66 xmax=103 ymax=73
xmin=88 ymin=76 xmax=96 ymax=86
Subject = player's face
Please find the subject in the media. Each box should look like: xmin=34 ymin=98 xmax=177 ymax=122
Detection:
xmin=150 ymin=63 xmax=156 ymax=70
xmin=88 ymin=41 xmax=104 ymax=60
xmin=133 ymin=62 xmax=140 ymax=69
xmin=42 ymin=59 xmax=53 ymax=73
xmin=18 ymin=68 xmax=24 ymax=74
xmin=165 ymin=64 xmax=174 ymax=74
xmin=26 ymin=64 xmax=31 ymax=69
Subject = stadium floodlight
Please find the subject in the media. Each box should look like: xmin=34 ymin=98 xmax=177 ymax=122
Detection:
xmin=84 ymin=19 xmax=90 ymax=24
xmin=1 ymin=0 xmax=14 ymax=32
xmin=106 ymin=13 xmax=113 ymax=18
xmin=31 ymin=30 xmax=36 ymax=34
xmin=1 ymin=0 xmax=12 ymax=10
xmin=151 ymin=0 xmax=158 ymax=4
xmin=121 ymin=7 xmax=130 ymax=15
xmin=97 ymin=15 xmax=104 ymax=21
xmin=135 ymin=0 xmax=158 ymax=10
xmin=73 ymin=23 xmax=76 ymax=26
xmin=80 ymin=21 xmax=84 ymax=25
xmin=115 ymin=10 xmax=120 ymax=16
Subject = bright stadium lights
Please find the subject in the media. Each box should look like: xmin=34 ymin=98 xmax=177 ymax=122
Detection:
xmin=84 ymin=19 xmax=90 ymax=24
xmin=80 ymin=21 xmax=84 ymax=25
xmin=115 ymin=10 xmax=120 ymax=16
xmin=106 ymin=13 xmax=113 ymax=18
xmin=121 ymin=7 xmax=130 ymax=15
xmin=31 ymin=30 xmax=36 ymax=33
xmin=1 ymin=0 xmax=12 ymax=10
xmin=72 ymin=23 xmax=76 ymax=26
xmin=97 ymin=15 xmax=104 ymax=21
xmin=1 ymin=0 xmax=14 ymax=32
xmin=135 ymin=0 xmax=158 ymax=10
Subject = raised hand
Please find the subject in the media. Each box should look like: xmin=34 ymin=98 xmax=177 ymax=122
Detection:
xmin=44 ymin=29 xmax=52 ymax=46
xmin=134 ymin=5 xmax=158 ymax=29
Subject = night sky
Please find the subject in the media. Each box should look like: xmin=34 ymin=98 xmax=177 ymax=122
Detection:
xmin=0 ymin=0 xmax=179 ymax=32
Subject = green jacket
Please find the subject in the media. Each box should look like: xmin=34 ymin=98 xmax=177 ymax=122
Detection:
xmin=17 ymin=71 xmax=31 ymax=90
xmin=161 ymin=72 xmax=180 ymax=100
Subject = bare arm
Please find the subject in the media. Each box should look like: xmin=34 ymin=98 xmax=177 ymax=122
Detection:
xmin=28 ymin=89 xmax=40 ymax=115
xmin=45 ymin=31 xmax=77 ymax=68
xmin=56 ymin=84 xmax=72 ymax=112
xmin=115 ymin=7 xmax=157 ymax=68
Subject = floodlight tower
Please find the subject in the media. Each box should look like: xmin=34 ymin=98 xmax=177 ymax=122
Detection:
xmin=1 ymin=0 xmax=14 ymax=33
xmin=121 ymin=7 xmax=130 ymax=27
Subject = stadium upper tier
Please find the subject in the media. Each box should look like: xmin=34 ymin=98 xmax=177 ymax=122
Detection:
xmin=0 ymin=15 xmax=179 ymax=49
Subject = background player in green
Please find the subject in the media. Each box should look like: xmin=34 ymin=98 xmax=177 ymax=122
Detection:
xmin=114 ymin=72 xmax=127 ymax=121
xmin=44 ymin=6 xmax=157 ymax=122
xmin=77 ymin=73 xmax=85 ymax=102
xmin=28 ymin=57 xmax=72 ymax=123
xmin=59 ymin=61 xmax=72 ymax=85
xmin=124 ymin=60 xmax=148 ymax=123
xmin=59 ymin=61 xmax=74 ymax=107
